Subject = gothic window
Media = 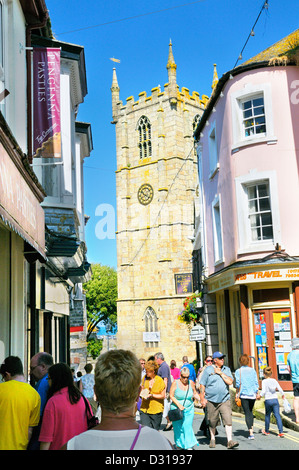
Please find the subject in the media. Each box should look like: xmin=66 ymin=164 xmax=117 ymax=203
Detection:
xmin=138 ymin=116 xmax=152 ymax=159
xmin=143 ymin=307 xmax=159 ymax=347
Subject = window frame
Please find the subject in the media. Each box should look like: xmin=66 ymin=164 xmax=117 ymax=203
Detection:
xmin=247 ymin=181 xmax=273 ymax=242
xmin=212 ymin=194 xmax=224 ymax=265
xmin=235 ymin=171 xmax=281 ymax=254
xmin=208 ymin=121 xmax=219 ymax=179
xmin=231 ymin=83 xmax=277 ymax=151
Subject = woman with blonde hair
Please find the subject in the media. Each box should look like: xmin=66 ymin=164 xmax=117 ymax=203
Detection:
xmin=62 ymin=350 xmax=172 ymax=450
xmin=169 ymin=367 xmax=200 ymax=449
xmin=139 ymin=360 xmax=166 ymax=431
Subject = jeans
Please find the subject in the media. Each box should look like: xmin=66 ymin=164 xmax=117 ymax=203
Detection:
xmin=265 ymin=398 xmax=283 ymax=433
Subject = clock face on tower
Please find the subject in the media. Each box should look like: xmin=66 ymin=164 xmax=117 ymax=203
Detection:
xmin=137 ymin=184 xmax=154 ymax=205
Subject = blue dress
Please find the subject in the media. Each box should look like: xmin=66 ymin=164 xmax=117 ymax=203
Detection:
xmin=170 ymin=380 xmax=198 ymax=449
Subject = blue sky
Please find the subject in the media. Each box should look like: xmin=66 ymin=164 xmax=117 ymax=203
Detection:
xmin=45 ymin=0 xmax=299 ymax=269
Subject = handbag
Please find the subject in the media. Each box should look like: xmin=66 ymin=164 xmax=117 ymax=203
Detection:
xmin=82 ymin=395 xmax=99 ymax=429
xmin=235 ymin=369 xmax=242 ymax=407
xmin=168 ymin=382 xmax=189 ymax=421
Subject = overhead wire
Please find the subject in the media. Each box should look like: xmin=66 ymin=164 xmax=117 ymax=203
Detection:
xmin=51 ymin=0 xmax=208 ymax=36
xmin=233 ymin=1 xmax=269 ymax=68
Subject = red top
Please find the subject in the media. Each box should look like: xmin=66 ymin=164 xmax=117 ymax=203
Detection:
xmin=170 ymin=367 xmax=181 ymax=380
xmin=39 ymin=387 xmax=90 ymax=450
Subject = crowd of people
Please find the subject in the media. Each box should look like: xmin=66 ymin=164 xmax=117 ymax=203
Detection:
xmin=0 ymin=338 xmax=298 ymax=450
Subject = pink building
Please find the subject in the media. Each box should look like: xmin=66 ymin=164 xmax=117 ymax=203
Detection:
xmin=194 ymin=30 xmax=299 ymax=389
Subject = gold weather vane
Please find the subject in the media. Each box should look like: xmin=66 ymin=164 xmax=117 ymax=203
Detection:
xmin=110 ymin=57 xmax=121 ymax=63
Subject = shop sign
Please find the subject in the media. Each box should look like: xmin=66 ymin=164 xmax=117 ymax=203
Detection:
xmin=208 ymin=267 xmax=299 ymax=293
xmin=175 ymin=273 xmax=193 ymax=294
xmin=0 ymin=143 xmax=45 ymax=256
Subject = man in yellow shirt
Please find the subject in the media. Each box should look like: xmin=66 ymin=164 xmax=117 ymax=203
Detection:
xmin=0 ymin=356 xmax=41 ymax=450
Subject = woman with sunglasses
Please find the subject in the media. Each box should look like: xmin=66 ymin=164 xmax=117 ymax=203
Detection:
xmin=169 ymin=367 xmax=200 ymax=449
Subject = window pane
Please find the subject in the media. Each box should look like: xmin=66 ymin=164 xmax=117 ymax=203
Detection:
xmin=253 ymin=97 xmax=264 ymax=107
xmin=262 ymin=225 xmax=273 ymax=239
xmin=257 ymin=184 xmax=268 ymax=197
xmin=261 ymin=212 xmax=272 ymax=226
xmin=248 ymin=186 xmax=257 ymax=199
xmin=249 ymin=214 xmax=261 ymax=228
xmin=259 ymin=198 xmax=271 ymax=211
xmin=254 ymin=106 xmax=265 ymax=116
xmin=244 ymin=109 xmax=252 ymax=119
xmin=256 ymin=124 xmax=266 ymax=134
xmin=251 ymin=227 xmax=261 ymax=241
xmin=243 ymin=100 xmax=252 ymax=110
xmin=248 ymin=199 xmax=258 ymax=214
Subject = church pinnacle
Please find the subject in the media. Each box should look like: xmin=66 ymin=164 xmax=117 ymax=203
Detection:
xmin=166 ymin=40 xmax=177 ymax=104
xmin=111 ymin=67 xmax=120 ymax=123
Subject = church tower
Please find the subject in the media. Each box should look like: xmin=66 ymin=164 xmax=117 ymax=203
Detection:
xmin=111 ymin=43 xmax=208 ymax=362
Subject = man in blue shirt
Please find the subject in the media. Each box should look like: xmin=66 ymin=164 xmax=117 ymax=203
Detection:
xmin=287 ymin=338 xmax=299 ymax=424
xmin=200 ymin=351 xmax=238 ymax=449
xmin=28 ymin=352 xmax=53 ymax=450
xmin=181 ymin=356 xmax=196 ymax=382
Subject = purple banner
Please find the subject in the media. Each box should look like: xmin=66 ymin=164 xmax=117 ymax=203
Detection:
xmin=33 ymin=48 xmax=61 ymax=158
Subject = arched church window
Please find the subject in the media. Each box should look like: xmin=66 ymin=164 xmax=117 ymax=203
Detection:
xmin=138 ymin=116 xmax=152 ymax=159
xmin=143 ymin=306 xmax=159 ymax=347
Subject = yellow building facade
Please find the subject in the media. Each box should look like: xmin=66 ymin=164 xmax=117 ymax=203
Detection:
xmin=111 ymin=43 xmax=208 ymax=363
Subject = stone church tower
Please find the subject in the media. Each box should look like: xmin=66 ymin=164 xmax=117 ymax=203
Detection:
xmin=111 ymin=42 xmax=208 ymax=363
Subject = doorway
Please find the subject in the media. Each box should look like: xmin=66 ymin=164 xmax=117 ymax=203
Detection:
xmin=254 ymin=308 xmax=293 ymax=390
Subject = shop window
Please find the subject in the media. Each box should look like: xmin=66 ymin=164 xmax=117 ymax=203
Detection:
xmin=252 ymin=288 xmax=289 ymax=304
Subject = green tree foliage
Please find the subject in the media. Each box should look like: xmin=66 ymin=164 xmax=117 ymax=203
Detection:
xmin=83 ymin=263 xmax=117 ymax=340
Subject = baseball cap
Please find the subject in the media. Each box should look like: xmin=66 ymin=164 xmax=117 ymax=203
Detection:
xmin=212 ymin=351 xmax=226 ymax=359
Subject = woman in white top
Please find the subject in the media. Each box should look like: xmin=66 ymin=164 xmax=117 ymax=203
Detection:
xmin=62 ymin=349 xmax=172 ymax=450
xmin=260 ymin=366 xmax=285 ymax=437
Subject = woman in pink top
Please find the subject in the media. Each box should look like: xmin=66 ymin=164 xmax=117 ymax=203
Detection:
xmin=170 ymin=360 xmax=181 ymax=381
xmin=39 ymin=363 xmax=91 ymax=450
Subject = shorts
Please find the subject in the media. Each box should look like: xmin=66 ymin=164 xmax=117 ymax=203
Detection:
xmin=206 ymin=399 xmax=232 ymax=428
xmin=293 ymin=382 xmax=299 ymax=397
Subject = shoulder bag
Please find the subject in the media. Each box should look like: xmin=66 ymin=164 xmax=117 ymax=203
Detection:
xmin=82 ymin=394 xmax=99 ymax=429
xmin=235 ymin=369 xmax=242 ymax=407
xmin=168 ymin=382 xmax=189 ymax=421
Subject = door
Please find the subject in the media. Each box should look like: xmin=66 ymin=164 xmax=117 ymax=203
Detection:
xmin=254 ymin=309 xmax=293 ymax=390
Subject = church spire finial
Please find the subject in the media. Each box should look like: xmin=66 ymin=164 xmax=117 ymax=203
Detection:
xmin=211 ymin=64 xmax=219 ymax=90
xmin=167 ymin=39 xmax=177 ymax=72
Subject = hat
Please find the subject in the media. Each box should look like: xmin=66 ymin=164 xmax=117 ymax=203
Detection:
xmin=212 ymin=351 xmax=226 ymax=359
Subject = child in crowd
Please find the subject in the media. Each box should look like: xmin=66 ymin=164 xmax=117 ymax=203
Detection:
xmin=260 ymin=366 xmax=285 ymax=437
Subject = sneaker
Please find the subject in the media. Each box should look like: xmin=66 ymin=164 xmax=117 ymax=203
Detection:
xmin=209 ymin=439 xmax=216 ymax=448
xmin=227 ymin=440 xmax=239 ymax=449
xmin=278 ymin=433 xmax=284 ymax=438
xmin=248 ymin=435 xmax=255 ymax=440
xmin=262 ymin=430 xmax=270 ymax=436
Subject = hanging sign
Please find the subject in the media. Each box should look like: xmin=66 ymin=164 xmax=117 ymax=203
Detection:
xmin=33 ymin=48 xmax=61 ymax=158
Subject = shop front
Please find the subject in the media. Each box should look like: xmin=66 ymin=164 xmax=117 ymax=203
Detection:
xmin=207 ymin=258 xmax=299 ymax=391
xmin=0 ymin=121 xmax=46 ymax=369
